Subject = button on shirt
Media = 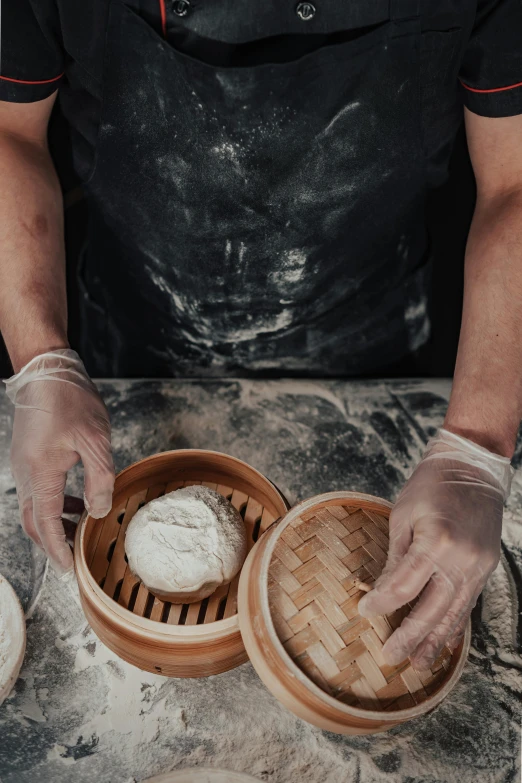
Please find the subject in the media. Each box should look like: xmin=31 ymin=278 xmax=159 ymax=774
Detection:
xmin=296 ymin=3 xmax=317 ymax=22
xmin=172 ymin=0 xmax=191 ymax=17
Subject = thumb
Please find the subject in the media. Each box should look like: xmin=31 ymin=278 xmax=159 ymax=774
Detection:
xmin=378 ymin=499 xmax=413 ymax=578
xmin=79 ymin=432 xmax=115 ymax=518
xmin=358 ymin=540 xmax=434 ymax=618
xmin=357 ymin=499 xmax=413 ymax=615
xmin=32 ymin=472 xmax=74 ymax=576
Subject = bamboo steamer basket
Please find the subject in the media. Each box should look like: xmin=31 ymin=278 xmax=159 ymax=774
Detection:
xmin=238 ymin=491 xmax=470 ymax=735
xmin=74 ymin=450 xmax=289 ymax=677
xmin=74 ymin=452 xmax=470 ymax=734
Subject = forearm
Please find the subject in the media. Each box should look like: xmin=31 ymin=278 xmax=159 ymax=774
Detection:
xmin=0 ymin=131 xmax=68 ymax=373
xmin=444 ymin=188 xmax=522 ymax=458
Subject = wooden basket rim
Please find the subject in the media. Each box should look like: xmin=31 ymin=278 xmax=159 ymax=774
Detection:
xmin=144 ymin=770 xmax=261 ymax=783
xmin=99 ymin=448 xmax=287 ymax=497
xmin=75 ymin=448 xmax=289 ymax=640
xmin=254 ymin=490 xmax=471 ymax=722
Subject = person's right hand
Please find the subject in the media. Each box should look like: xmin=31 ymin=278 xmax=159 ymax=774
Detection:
xmin=5 ymin=349 xmax=115 ymax=576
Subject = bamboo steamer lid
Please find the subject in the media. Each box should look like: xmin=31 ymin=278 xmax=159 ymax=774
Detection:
xmin=75 ymin=452 xmax=469 ymax=734
xmin=237 ymin=491 xmax=470 ymax=735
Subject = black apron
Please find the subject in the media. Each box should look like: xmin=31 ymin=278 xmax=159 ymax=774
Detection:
xmin=79 ymin=1 xmax=460 ymax=377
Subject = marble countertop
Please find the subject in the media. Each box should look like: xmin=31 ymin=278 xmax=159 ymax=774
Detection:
xmin=0 ymin=378 xmax=520 ymax=783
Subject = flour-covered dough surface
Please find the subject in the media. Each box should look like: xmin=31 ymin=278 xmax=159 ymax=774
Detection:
xmin=124 ymin=485 xmax=248 ymax=599
xmin=0 ymin=573 xmax=26 ymax=706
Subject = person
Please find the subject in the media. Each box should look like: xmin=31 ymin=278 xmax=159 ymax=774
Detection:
xmin=0 ymin=1 xmax=520 ymax=671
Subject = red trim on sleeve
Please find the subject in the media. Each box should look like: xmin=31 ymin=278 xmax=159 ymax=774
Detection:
xmin=0 ymin=72 xmax=64 ymax=85
xmin=158 ymin=0 xmax=167 ymax=37
xmin=460 ymin=79 xmax=522 ymax=94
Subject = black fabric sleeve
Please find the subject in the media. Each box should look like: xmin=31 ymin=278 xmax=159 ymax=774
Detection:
xmin=0 ymin=0 xmax=64 ymax=103
xmin=459 ymin=0 xmax=522 ymax=117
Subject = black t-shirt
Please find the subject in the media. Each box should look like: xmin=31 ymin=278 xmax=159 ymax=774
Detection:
xmin=2 ymin=1 xmax=522 ymax=174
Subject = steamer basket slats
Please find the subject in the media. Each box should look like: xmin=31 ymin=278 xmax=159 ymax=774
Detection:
xmin=75 ymin=450 xmax=289 ymax=678
xmin=88 ymin=477 xmax=274 ymax=627
xmin=86 ymin=479 xmax=273 ymax=625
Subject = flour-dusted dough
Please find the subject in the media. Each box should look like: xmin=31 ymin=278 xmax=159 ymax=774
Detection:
xmin=124 ymin=486 xmax=248 ymax=604
xmin=0 ymin=573 xmax=26 ymax=706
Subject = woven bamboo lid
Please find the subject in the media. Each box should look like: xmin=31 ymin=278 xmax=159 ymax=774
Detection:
xmin=267 ymin=500 xmax=452 ymax=710
xmin=238 ymin=491 xmax=470 ymax=734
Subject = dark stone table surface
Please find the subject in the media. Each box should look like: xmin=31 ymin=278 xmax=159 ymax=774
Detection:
xmin=0 ymin=379 xmax=520 ymax=783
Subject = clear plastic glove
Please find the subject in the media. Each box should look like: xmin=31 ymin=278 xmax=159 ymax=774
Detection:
xmin=5 ymin=349 xmax=115 ymax=576
xmin=358 ymin=427 xmax=514 ymax=670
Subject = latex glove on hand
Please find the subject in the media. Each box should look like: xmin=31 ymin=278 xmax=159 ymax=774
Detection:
xmin=5 ymin=349 xmax=115 ymax=577
xmin=358 ymin=428 xmax=514 ymax=670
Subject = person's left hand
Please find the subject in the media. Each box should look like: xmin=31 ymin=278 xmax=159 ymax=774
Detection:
xmin=357 ymin=427 xmax=514 ymax=670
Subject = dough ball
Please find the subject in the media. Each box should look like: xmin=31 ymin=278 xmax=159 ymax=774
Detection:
xmin=125 ymin=485 xmax=248 ymax=604
xmin=0 ymin=573 xmax=26 ymax=706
